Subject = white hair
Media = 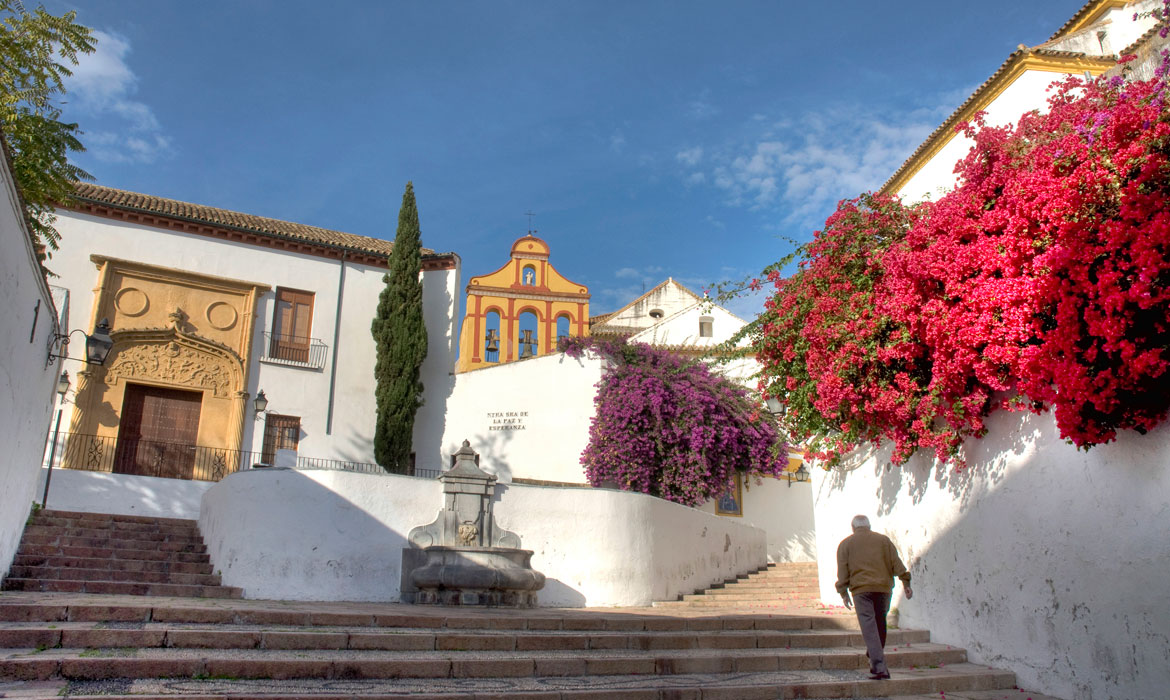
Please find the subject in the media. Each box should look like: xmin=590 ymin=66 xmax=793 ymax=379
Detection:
xmin=851 ymin=515 xmax=871 ymax=530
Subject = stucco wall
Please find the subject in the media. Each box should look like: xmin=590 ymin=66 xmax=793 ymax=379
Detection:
xmin=47 ymin=211 xmax=459 ymax=470
xmin=36 ymin=466 xmax=213 ymax=520
xmin=439 ymin=350 xmax=605 ymax=483
xmin=810 ymin=409 xmax=1170 ymax=700
xmin=199 ymin=468 xmax=766 ymax=606
xmin=0 ymin=151 xmax=62 ymax=574
xmin=699 ymin=476 xmax=816 ymax=563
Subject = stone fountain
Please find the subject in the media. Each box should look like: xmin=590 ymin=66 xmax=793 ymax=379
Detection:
xmin=403 ymin=440 xmax=545 ymax=607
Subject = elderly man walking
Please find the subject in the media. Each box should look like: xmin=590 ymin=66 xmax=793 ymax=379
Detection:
xmin=835 ymin=515 xmax=912 ymax=680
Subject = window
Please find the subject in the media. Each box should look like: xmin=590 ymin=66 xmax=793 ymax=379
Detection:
xmin=261 ymin=414 xmax=300 ymax=465
xmin=556 ymin=315 xmax=571 ymax=344
xmin=271 ymin=288 xmax=314 ymax=362
xmin=484 ymin=310 xmax=501 ymax=363
xmin=518 ymin=310 xmax=539 ymax=357
xmin=699 ymin=316 xmax=714 ymax=338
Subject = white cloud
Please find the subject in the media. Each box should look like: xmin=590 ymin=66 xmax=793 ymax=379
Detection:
xmin=676 ymin=146 xmax=703 ymax=166
xmin=694 ymin=107 xmax=935 ymax=224
xmin=65 ymin=30 xmax=171 ymax=164
xmin=610 ymin=130 xmax=626 ymax=153
xmin=614 ymin=267 xmax=641 ymax=279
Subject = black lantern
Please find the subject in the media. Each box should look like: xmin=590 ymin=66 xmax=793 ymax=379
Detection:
xmin=253 ymin=390 xmax=269 ymax=414
xmin=48 ymin=318 xmax=114 ymax=366
xmin=765 ymin=397 xmax=786 ymax=416
xmin=56 ymin=371 xmax=70 ymax=399
xmin=787 ymin=462 xmax=810 ymax=488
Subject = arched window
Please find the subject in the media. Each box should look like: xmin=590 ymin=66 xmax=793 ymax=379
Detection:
xmin=522 ymin=265 xmax=536 ymax=286
xmin=484 ymin=311 xmax=501 ymax=363
xmin=555 ymin=315 xmax=571 ymax=345
xmin=518 ymin=310 xmax=539 ymax=358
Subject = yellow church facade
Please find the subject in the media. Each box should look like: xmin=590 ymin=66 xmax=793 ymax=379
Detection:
xmin=455 ymin=235 xmax=590 ymax=372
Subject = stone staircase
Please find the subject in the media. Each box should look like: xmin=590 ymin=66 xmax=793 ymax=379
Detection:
xmin=0 ymin=509 xmax=241 ymax=599
xmin=0 ymin=513 xmax=1052 ymax=699
xmin=654 ymin=561 xmax=823 ymax=610
xmin=0 ymin=593 xmax=1037 ymax=699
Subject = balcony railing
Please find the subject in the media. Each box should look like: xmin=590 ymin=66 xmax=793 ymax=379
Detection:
xmin=260 ymin=331 xmax=328 ymax=370
xmin=42 ymin=432 xmax=438 ymax=482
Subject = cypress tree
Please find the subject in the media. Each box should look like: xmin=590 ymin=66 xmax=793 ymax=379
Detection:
xmin=371 ymin=182 xmax=428 ymax=472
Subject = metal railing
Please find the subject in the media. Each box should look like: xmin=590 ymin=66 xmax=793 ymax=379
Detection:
xmin=41 ymin=432 xmax=438 ymax=483
xmin=260 ymin=331 xmax=329 ymax=369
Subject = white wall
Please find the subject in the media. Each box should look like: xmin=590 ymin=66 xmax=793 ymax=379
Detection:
xmin=809 ymin=409 xmax=1170 ymax=700
xmin=199 ymin=468 xmax=767 ymax=606
xmin=0 ymin=151 xmax=63 ymax=573
xmin=896 ymin=70 xmax=1085 ymax=204
xmin=440 ymin=350 xmax=605 ymax=483
xmin=48 ymin=211 xmax=459 ymax=469
xmin=629 ymin=302 xmax=747 ymax=348
xmin=699 ymin=476 xmax=816 ymax=563
xmin=37 ymin=467 xmax=213 ymax=520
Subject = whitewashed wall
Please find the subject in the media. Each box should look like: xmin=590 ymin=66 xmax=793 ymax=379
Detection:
xmin=37 ymin=467 xmax=212 ymax=520
xmin=896 ymin=70 xmax=1082 ymax=204
xmin=440 ymin=350 xmax=605 ymax=483
xmin=0 ymin=151 xmax=63 ymax=574
xmin=48 ymin=211 xmax=459 ymax=469
xmin=810 ymin=410 xmax=1170 ymax=700
xmin=699 ymin=476 xmax=816 ymax=563
xmin=629 ymin=302 xmax=747 ymax=347
xmin=199 ymin=468 xmax=767 ymax=606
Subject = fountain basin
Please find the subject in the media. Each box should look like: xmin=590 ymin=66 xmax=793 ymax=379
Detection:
xmin=410 ymin=546 xmax=545 ymax=607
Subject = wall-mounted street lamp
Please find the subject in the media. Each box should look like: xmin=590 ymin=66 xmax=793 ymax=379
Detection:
xmin=56 ymin=371 xmax=71 ymax=398
xmin=47 ymin=318 xmax=114 ymax=367
xmin=787 ymin=463 xmax=810 ymax=488
xmin=765 ymin=397 xmax=786 ymax=417
xmin=253 ymin=390 xmax=269 ymax=414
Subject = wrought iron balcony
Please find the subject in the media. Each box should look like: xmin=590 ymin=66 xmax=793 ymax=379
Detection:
xmin=260 ymin=331 xmax=328 ymax=369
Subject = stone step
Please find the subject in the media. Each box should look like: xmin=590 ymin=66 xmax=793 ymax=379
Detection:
xmin=18 ymin=533 xmax=207 ymax=554
xmin=659 ymin=596 xmax=823 ymax=608
xmin=11 ymin=554 xmax=214 ymax=576
xmin=14 ymin=674 xmax=1060 ymax=700
xmin=5 ymin=565 xmax=222 ymax=587
xmin=33 ymin=510 xmax=198 ymax=528
xmin=705 ymin=582 xmax=821 ymax=592
xmin=15 ymin=544 xmax=211 ymax=564
xmin=0 ymin=643 xmax=969 ymax=681
xmin=0 ymin=621 xmax=932 ymax=651
xmin=683 ymin=592 xmax=821 ymax=602
xmin=0 ymin=579 xmax=241 ymax=598
xmin=0 ymin=598 xmax=863 ymax=631
xmin=21 ymin=524 xmax=204 ymax=544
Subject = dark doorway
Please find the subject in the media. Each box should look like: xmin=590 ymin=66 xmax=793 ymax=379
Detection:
xmin=114 ymin=383 xmax=203 ymax=479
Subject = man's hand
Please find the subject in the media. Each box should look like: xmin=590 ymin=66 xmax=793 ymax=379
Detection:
xmin=904 ymin=585 xmax=913 ymax=600
xmin=842 ymin=594 xmax=852 ymax=609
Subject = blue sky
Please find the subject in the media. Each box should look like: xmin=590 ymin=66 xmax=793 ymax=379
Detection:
xmin=49 ymin=0 xmax=1083 ymax=319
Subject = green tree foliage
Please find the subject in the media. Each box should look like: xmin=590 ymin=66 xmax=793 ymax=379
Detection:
xmin=0 ymin=0 xmax=95 ymax=262
xmin=371 ymin=182 xmax=428 ymax=472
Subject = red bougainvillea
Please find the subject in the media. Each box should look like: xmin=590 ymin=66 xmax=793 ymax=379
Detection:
xmin=757 ymin=61 xmax=1170 ymax=466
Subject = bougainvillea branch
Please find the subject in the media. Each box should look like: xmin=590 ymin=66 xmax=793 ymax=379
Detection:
xmin=755 ymin=61 xmax=1170 ymax=467
xmin=562 ymin=336 xmax=787 ymax=506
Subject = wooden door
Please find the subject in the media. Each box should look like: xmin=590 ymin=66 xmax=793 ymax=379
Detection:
xmin=114 ymin=384 xmax=203 ymax=479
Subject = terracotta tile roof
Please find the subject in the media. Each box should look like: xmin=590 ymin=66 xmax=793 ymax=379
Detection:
xmin=1046 ymin=0 xmax=1120 ymax=42
xmin=71 ymin=183 xmax=435 ymax=257
xmin=879 ymin=48 xmax=1113 ymax=195
xmin=1120 ymin=22 xmax=1163 ymax=56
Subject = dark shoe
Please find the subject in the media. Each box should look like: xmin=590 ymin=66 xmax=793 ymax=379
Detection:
xmin=868 ymin=672 xmax=890 ymax=680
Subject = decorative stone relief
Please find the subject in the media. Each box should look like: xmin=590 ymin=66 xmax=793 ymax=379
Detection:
xmin=108 ymin=341 xmax=235 ymax=397
xmin=205 ymin=301 xmax=238 ymax=330
xmin=114 ymin=287 xmax=149 ymax=317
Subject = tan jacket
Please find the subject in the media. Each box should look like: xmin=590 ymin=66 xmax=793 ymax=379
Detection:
xmin=835 ymin=528 xmax=911 ymax=595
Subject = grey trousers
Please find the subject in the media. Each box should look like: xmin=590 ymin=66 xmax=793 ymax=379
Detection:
xmin=853 ymin=591 xmax=891 ymax=674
